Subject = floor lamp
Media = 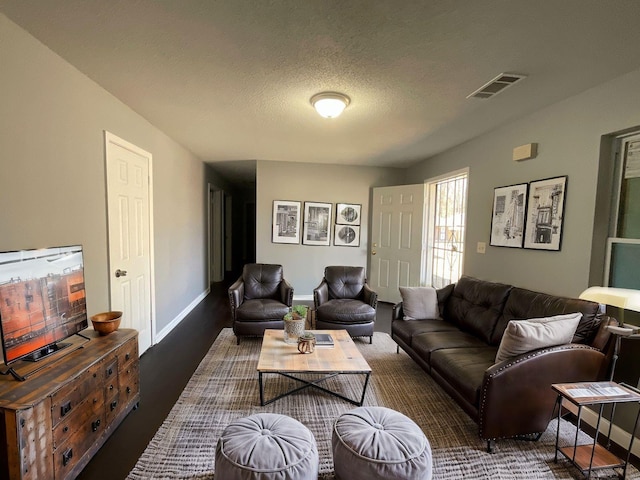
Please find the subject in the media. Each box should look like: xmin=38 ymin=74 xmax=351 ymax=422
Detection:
xmin=579 ymin=287 xmax=640 ymax=382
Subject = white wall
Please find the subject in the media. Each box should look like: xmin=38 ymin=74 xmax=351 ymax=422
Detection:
xmin=406 ymin=67 xmax=640 ymax=297
xmin=256 ymin=160 xmax=405 ymax=295
xmin=0 ymin=14 xmax=227 ymax=335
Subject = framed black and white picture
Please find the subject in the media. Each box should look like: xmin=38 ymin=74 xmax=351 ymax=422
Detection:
xmin=336 ymin=203 xmax=361 ymax=225
xmin=523 ymin=176 xmax=568 ymax=251
xmin=490 ymin=183 xmax=528 ymax=248
xmin=272 ymin=200 xmax=301 ymax=244
xmin=334 ymin=225 xmax=360 ymax=247
xmin=303 ymin=202 xmax=332 ymax=246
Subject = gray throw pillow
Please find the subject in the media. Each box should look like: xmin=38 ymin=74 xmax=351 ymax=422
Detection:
xmin=495 ymin=312 xmax=582 ymax=363
xmin=399 ymin=286 xmax=439 ymax=320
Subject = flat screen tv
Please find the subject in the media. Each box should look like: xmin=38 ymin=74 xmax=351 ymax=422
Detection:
xmin=0 ymin=245 xmax=88 ymax=365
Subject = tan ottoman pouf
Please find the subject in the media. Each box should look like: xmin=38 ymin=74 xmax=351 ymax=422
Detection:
xmin=215 ymin=413 xmax=318 ymax=479
xmin=332 ymin=406 xmax=432 ymax=480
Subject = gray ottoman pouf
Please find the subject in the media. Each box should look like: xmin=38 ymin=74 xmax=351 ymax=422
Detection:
xmin=332 ymin=406 xmax=432 ymax=480
xmin=215 ymin=413 xmax=318 ymax=479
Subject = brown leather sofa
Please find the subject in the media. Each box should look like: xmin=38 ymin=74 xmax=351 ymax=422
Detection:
xmin=392 ymin=275 xmax=615 ymax=451
xmin=228 ymin=263 xmax=293 ymax=344
xmin=314 ymin=266 xmax=378 ymax=343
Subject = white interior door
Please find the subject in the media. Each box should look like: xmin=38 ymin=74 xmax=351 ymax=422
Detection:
xmin=370 ymin=184 xmax=425 ymax=304
xmin=105 ymin=132 xmax=153 ymax=354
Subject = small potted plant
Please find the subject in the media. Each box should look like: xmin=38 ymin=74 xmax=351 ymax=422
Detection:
xmin=297 ymin=331 xmax=316 ymax=354
xmin=283 ymin=305 xmax=308 ymax=344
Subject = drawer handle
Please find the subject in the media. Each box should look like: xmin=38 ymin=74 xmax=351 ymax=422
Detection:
xmin=91 ymin=419 xmax=101 ymax=432
xmin=109 ymin=384 xmax=114 ymax=391
xmin=63 ymin=426 xmax=69 ymax=433
xmin=61 ymin=401 xmax=72 ymax=417
xmin=127 ymin=369 xmax=131 ymax=374
xmin=62 ymin=448 xmax=73 ymax=466
xmin=126 ymin=387 xmax=131 ymax=394
xmin=107 ymin=367 xmax=113 ymax=376
xmin=110 ymin=400 xmax=118 ymax=411
xmin=125 ymin=353 xmax=130 ymax=361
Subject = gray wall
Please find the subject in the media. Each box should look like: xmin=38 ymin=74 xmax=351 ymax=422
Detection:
xmin=0 ymin=14 xmax=227 ymax=336
xmin=256 ymin=160 xmax=405 ymax=295
xmin=406 ymin=67 xmax=640 ymax=298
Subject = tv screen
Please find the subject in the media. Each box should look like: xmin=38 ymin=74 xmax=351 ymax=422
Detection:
xmin=0 ymin=245 xmax=88 ymax=364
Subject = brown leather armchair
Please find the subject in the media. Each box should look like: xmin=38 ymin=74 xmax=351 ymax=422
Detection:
xmin=313 ymin=266 xmax=377 ymax=343
xmin=228 ymin=263 xmax=293 ymax=344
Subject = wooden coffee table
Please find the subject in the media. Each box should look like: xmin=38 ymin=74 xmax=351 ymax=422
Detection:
xmin=257 ymin=329 xmax=372 ymax=406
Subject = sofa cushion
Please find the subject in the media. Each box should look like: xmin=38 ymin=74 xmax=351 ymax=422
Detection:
xmin=412 ymin=331 xmax=487 ymax=364
xmin=393 ymin=319 xmax=459 ymax=347
xmin=430 ymin=347 xmax=498 ymax=408
xmin=495 ymin=287 xmax=600 ymax=345
xmin=400 ymin=286 xmax=439 ymax=320
xmin=495 ymin=312 xmax=581 ymax=363
xmin=443 ymin=276 xmax=512 ymax=344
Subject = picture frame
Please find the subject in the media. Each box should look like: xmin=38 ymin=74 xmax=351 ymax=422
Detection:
xmin=334 ymin=225 xmax=360 ymax=247
xmin=303 ymin=202 xmax=332 ymax=246
xmin=335 ymin=203 xmax=362 ymax=225
xmin=272 ymin=200 xmax=301 ymax=244
xmin=489 ymin=183 xmax=528 ymax=248
xmin=523 ymin=176 xmax=568 ymax=251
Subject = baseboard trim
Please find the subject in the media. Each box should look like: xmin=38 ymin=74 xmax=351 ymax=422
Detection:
xmin=155 ymin=287 xmax=211 ymax=344
xmin=294 ymin=294 xmax=313 ymax=302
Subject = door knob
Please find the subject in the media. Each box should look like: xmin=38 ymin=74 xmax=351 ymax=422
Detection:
xmin=371 ymin=250 xmax=377 ymax=255
xmin=115 ymin=269 xmax=128 ymax=278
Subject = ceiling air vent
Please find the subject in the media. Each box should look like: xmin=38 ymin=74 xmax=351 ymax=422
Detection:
xmin=466 ymin=73 xmax=527 ymax=100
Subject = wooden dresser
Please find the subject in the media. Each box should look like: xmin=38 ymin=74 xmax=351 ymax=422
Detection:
xmin=0 ymin=329 xmax=140 ymax=480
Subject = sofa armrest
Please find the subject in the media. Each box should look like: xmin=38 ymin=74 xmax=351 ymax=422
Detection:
xmin=314 ymin=280 xmax=329 ymax=308
xmin=479 ymin=344 xmax=606 ymax=441
xmin=362 ymin=283 xmax=378 ymax=308
xmin=228 ymin=277 xmax=245 ymax=320
xmin=279 ymin=279 xmax=294 ymax=307
xmin=392 ymin=302 xmax=404 ymax=321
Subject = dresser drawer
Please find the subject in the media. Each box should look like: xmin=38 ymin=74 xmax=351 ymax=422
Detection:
xmin=53 ymin=408 xmax=106 ymax=480
xmin=50 ymin=362 xmax=102 ymax=427
xmin=52 ymin=393 xmax=103 ymax=449
xmin=116 ymin=337 xmax=138 ymax=367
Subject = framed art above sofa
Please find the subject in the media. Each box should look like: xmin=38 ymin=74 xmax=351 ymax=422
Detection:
xmin=490 ymin=183 xmax=528 ymax=248
xmin=523 ymin=176 xmax=567 ymax=251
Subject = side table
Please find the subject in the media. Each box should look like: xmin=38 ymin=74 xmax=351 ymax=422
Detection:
xmin=552 ymin=381 xmax=640 ymax=479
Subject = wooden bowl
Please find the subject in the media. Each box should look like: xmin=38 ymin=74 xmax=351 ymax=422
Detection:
xmin=90 ymin=311 xmax=122 ymax=335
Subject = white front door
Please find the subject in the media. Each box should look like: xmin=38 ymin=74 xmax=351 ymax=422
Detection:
xmin=105 ymin=132 xmax=153 ymax=354
xmin=369 ymin=184 xmax=425 ymax=304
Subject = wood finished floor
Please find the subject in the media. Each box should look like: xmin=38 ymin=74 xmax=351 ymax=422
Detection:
xmin=77 ymin=283 xmax=393 ymax=479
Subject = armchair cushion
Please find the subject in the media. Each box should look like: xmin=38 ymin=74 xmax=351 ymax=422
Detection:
xmin=325 ymin=266 xmax=367 ymax=299
xmin=495 ymin=312 xmax=581 ymax=363
xmin=316 ymin=299 xmax=375 ymax=325
xmin=399 ymin=286 xmax=439 ymax=320
xmin=243 ymin=264 xmax=284 ymax=300
xmin=236 ymin=299 xmax=291 ymax=322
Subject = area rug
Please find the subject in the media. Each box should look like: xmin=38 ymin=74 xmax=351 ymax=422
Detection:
xmin=128 ymin=329 xmax=638 ymax=479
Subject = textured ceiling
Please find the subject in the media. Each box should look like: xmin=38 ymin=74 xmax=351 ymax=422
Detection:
xmin=2 ymin=1 xmax=640 ymax=184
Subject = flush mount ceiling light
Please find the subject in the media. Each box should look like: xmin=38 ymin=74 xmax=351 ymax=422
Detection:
xmin=310 ymin=92 xmax=350 ymax=118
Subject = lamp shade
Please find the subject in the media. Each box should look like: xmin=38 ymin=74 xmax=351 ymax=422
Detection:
xmin=579 ymin=287 xmax=640 ymax=313
xmin=310 ymin=92 xmax=350 ymax=118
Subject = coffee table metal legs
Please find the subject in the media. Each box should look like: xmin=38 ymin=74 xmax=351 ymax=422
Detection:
xmin=259 ymin=371 xmax=371 ymax=406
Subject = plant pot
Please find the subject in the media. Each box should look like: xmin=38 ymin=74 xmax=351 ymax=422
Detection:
xmin=284 ymin=317 xmax=306 ymax=344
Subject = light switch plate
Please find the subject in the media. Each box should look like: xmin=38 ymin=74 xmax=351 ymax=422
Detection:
xmin=477 ymin=242 xmax=486 ymax=254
